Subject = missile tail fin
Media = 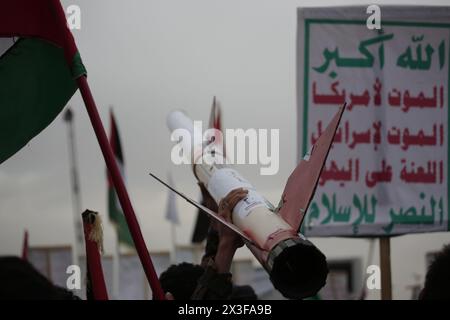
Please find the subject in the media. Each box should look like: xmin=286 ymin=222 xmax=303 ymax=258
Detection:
xmin=149 ymin=173 xmax=261 ymax=248
xmin=278 ymin=104 xmax=346 ymax=231
xmin=207 ymin=96 xmax=225 ymax=152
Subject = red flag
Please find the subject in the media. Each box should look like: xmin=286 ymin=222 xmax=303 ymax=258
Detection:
xmin=0 ymin=0 xmax=80 ymax=67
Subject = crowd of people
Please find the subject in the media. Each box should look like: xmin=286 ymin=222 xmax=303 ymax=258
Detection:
xmin=0 ymin=183 xmax=449 ymax=300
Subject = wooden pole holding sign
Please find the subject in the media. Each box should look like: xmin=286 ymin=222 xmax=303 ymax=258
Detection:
xmin=379 ymin=237 xmax=392 ymax=300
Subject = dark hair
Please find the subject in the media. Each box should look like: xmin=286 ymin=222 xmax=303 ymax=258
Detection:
xmin=0 ymin=256 xmax=80 ymax=300
xmin=231 ymin=285 xmax=258 ymax=300
xmin=420 ymin=244 xmax=450 ymax=300
xmin=159 ymin=262 xmax=205 ymax=300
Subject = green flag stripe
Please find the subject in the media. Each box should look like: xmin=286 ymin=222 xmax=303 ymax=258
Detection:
xmin=71 ymin=50 xmax=86 ymax=79
xmin=0 ymin=38 xmax=83 ymax=163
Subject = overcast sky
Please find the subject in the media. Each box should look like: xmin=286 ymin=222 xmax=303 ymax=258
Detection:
xmin=1 ymin=0 xmax=449 ymax=269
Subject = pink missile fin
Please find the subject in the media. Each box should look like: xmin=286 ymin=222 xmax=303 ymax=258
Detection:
xmin=206 ymin=96 xmax=225 ymax=155
xmin=149 ymin=173 xmax=262 ymax=249
xmin=208 ymin=96 xmax=219 ymax=130
xmin=277 ymin=104 xmax=346 ymax=231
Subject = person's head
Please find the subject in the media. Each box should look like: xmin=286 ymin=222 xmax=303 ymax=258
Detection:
xmin=0 ymin=256 xmax=80 ymax=300
xmin=159 ymin=262 xmax=205 ymax=300
xmin=230 ymin=285 xmax=258 ymax=300
xmin=420 ymin=244 xmax=450 ymax=300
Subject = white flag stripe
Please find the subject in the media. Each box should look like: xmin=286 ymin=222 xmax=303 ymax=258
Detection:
xmin=0 ymin=37 xmax=15 ymax=57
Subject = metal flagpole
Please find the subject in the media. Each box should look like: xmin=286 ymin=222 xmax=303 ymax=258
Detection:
xmin=166 ymin=172 xmax=178 ymax=265
xmin=21 ymin=229 xmax=29 ymax=261
xmin=170 ymin=223 xmax=177 ymax=264
xmin=63 ymin=107 xmax=83 ymax=268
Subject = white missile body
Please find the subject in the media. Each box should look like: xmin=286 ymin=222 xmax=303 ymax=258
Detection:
xmin=158 ymin=106 xmax=346 ymax=298
xmin=167 ymin=111 xmax=293 ymax=248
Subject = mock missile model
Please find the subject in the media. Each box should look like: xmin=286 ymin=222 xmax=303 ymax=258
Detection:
xmin=150 ymin=102 xmax=346 ymax=299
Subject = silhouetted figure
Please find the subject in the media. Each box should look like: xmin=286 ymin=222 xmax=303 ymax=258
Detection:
xmin=419 ymin=244 xmax=450 ymax=300
xmin=0 ymin=256 xmax=80 ymax=300
xmin=160 ymin=262 xmax=257 ymax=300
xmin=159 ymin=187 xmax=257 ymax=300
xmin=160 ymin=263 xmax=206 ymax=300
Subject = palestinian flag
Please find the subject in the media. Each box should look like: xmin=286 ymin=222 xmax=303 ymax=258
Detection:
xmin=108 ymin=111 xmax=134 ymax=248
xmin=0 ymin=0 xmax=86 ymax=164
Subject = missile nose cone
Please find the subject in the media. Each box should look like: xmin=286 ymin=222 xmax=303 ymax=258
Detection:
xmin=166 ymin=110 xmax=194 ymax=134
xmin=167 ymin=110 xmax=186 ymax=130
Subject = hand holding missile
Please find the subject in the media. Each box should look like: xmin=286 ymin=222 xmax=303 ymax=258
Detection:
xmin=198 ymin=182 xmax=218 ymax=212
xmin=215 ymin=188 xmax=248 ymax=250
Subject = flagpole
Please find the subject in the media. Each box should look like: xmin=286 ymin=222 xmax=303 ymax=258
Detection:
xmin=166 ymin=173 xmax=179 ymax=264
xmin=63 ymin=107 xmax=83 ymax=269
xmin=113 ymin=236 xmax=120 ymax=299
xmin=170 ymin=223 xmax=177 ymax=264
xmin=21 ymin=229 xmax=29 ymax=261
xmin=76 ymin=76 xmax=165 ymax=300
xmin=380 ymin=237 xmax=392 ymax=300
xmin=82 ymin=210 xmax=109 ymax=300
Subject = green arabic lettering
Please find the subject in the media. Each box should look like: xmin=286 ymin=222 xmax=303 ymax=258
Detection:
xmin=321 ymin=193 xmax=351 ymax=225
xmin=313 ymin=48 xmax=338 ymax=74
xmin=438 ymin=40 xmax=445 ymax=70
xmin=305 ymin=202 xmax=320 ymax=230
xmin=384 ymin=192 xmax=439 ymax=234
xmin=320 ymin=193 xmax=334 ymax=225
xmin=378 ymin=44 xmax=385 ymax=69
xmin=313 ymin=33 xmax=394 ymax=75
xmin=352 ymin=194 xmax=377 ymax=234
xmin=397 ymin=36 xmax=436 ymax=70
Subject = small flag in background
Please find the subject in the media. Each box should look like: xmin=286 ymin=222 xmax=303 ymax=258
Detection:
xmin=108 ymin=110 xmax=134 ymax=248
xmin=208 ymin=96 xmax=223 ymax=148
xmin=191 ymin=97 xmax=222 ymax=243
xmin=0 ymin=0 xmax=86 ymax=164
xmin=165 ymin=173 xmax=180 ymax=225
